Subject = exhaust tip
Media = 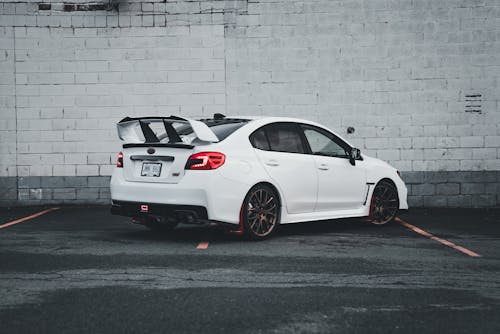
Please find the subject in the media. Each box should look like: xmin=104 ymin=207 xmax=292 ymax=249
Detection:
xmin=131 ymin=217 xmax=147 ymax=225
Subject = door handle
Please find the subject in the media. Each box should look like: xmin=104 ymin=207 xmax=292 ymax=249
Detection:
xmin=265 ymin=160 xmax=280 ymax=167
xmin=318 ymin=164 xmax=329 ymax=170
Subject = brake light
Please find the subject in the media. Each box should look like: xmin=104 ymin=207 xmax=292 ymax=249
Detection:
xmin=185 ymin=152 xmax=225 ymax=170
xmin=117 ymin=152 xmax=123 ymax=168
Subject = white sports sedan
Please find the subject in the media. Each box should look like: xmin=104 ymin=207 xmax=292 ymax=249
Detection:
xmin=110 ymin=114 xmax=408 ymax=239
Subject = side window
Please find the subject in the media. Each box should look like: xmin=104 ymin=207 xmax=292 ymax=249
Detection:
xmin=249 ymin=128 xmax=270 ymax=150
xmin=250 ymin=123 xmax=306 ymax=153
xmin=302 ymin=126 xmax=348 ymax=158
xmin=265 ymin=123 xmax=305 ymax=154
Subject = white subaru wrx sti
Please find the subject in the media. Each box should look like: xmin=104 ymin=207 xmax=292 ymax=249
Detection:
xmin=110 ymin=114 xmax=408 ymax=239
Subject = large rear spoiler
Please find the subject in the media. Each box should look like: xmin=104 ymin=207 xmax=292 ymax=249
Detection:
xmin=117 ymin=116 xmax=219 ymax=144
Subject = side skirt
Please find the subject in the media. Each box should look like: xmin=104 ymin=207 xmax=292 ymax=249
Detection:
xmin=280 ymin=206 xmax=371 ymax=224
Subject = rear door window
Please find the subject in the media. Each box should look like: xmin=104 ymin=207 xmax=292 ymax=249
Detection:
xmin=249 ymin=128 xmax=270 ymax=150
xmin=250 ymin=123 xmax=306 ymax=154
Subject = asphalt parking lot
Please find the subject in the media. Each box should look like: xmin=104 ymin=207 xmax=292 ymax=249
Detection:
xmin=0 ymin=206 xmax=499 ymax=334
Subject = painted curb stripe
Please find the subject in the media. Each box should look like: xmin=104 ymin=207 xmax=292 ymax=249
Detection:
xmin=0 ymin=207 xmax=60 ymax=230
xmin=395 ymin=217 xmax=481 ymax=258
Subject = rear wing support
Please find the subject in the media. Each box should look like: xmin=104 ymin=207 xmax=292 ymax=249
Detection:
xmin=117 ymin=116 xmax=219 ymax=144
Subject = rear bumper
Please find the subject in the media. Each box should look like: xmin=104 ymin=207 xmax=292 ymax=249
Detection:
xmin=110 ymin=168 xmax=251 ymax=225
xmin=111 ymin=200 xmax=208 ymax=221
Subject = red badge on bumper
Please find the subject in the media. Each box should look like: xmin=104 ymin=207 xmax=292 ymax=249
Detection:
xmin=140 ymin=204 xmax=149 ymax=212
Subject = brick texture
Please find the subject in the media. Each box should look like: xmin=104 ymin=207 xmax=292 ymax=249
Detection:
xmin=0 ymin=1 xmax=499 ymax=207
xmin=0 ymin=27 xmax=16 ymax=178
xmin=225 ymin=0 xmax=500 ymax=174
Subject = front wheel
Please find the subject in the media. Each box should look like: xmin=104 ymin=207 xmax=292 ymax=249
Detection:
xmin=242 ymin=184 xmax=280 ymax=240
xmin=369 ymin=180 xmax=399 ymax=225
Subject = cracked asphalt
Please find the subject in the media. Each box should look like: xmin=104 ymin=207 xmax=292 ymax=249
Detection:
xmin=0 ymin=206 xmax=499 ymax=333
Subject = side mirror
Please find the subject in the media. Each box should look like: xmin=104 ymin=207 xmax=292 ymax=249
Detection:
xmin=349 ymin=148 xmax=361 ymax=166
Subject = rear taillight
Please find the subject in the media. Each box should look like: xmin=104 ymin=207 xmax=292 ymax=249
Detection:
xmin=117 ymin=152 xmax=123 ymax=168
xmin=185 ymin=152 xmax=225 ymax=170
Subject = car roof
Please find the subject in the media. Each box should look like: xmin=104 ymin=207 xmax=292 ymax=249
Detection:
xmin=196 ymin=115 xmax=354 ymax=148
xmin=229 ymin=116 xmax=354 ymax=148
xmin=207 ymin=115 xmax=317 ymax=123
xmin=224 ymin=116 xmax=327 ymax=128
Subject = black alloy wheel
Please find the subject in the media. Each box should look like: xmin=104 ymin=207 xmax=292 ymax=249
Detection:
xmin=369 ymin=180 xmax=399 ymax=225
xmin=242 ymin=185 xmax=280 ymax=240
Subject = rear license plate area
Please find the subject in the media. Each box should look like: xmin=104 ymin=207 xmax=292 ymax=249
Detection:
xmin=141 ymin=162 xmax=162 ymax=177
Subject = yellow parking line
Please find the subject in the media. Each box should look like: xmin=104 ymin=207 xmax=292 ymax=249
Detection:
xmin=0 ymin=207 xmax=60 ymax=230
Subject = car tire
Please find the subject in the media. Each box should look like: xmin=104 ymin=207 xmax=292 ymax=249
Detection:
xmin=242 ymin=184 xmax=280 ymax=240
xmin=369 ymin=180 xmax=399 ymax=225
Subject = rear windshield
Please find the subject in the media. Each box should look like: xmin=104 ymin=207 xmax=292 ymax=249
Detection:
xmin=166 ymin=119 xmax=248 ymax=143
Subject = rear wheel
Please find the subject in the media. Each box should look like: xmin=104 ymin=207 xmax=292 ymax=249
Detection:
xmin=369 ymin=180 xmax=399 ymax=225
xmin=242 ymin=185 xmax=280 ymax=240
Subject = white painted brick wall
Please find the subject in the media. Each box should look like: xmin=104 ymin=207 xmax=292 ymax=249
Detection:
xmin=0 ymin=0 xmax=499 ymax=180
xmin=0 ymin=27 xmax=16 ymax=177
xmin=226 ymin=0 xmax=500 ymax=172
xmin=3 ymin=20 xmax=224 ymax=177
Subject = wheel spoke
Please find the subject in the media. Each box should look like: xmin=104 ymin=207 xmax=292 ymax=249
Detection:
xmin=261 ymin=219 xmax=268 ymax=233
xmin=257 ymin=189 xmax=263 ymax=204
xmin=263 ymin=196 xmax=274 ymax=206
xmin=253 ymin=221 xmax=259 ymax=234
xmin=249 ymin=217 xmax=258 ymax=229
xmin=258 ymin=219 xmax=264 ymax=234
xmin=261 ymin=191 xmax=269 ymax=206
xmin=262 ymin=204 xmax=276 ymax=213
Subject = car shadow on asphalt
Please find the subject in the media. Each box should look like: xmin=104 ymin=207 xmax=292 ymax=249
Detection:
xmin=115 ymin=217 xmax=394 ymax=243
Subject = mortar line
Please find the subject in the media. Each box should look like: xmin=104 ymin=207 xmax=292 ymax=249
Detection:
xmin=13 ymin=26 xmax=18 ymax=201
